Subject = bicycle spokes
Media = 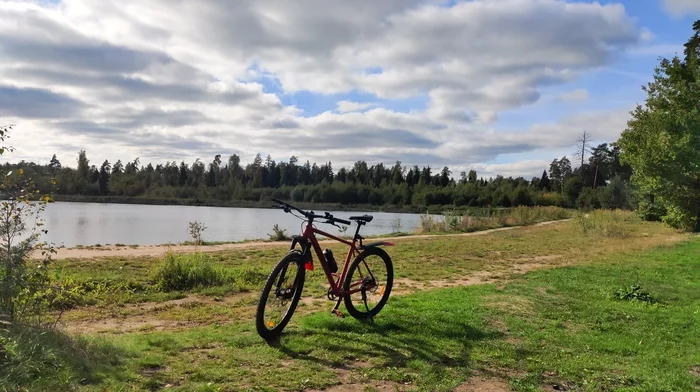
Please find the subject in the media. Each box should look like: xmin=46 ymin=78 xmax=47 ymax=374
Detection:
xmin=263 ymin=262 xmax=301 ymax=330
xmin=346 ymin=254 xmax=388 ymax=314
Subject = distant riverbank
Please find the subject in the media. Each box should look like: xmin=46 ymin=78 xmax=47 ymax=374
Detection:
xmin=51 ymin=194 xmax=480 ymax=214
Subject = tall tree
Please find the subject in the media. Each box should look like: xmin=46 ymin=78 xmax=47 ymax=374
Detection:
xmin=49 ymin=154 xmax=61 ymax=171
xmin=112 ymin=160 xmax=124 ymax=175
xmin=618 ymin=19 xmax=700 ymax=231
xmin=77 ymin=150 xmax=89 ymax=180
xmin=574 ymin=130 xmax=594 ymax=168
xmin=98 ymin=160 xmax=111 ymax=195
xmin=467 ymin=169 xmax=478 ymax=184
xmin=439 ymin=166 xmax=451 ymax=187
xmin=539 ymin=170 xmax=551 ymax=191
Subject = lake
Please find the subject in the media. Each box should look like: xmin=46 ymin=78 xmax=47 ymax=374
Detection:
xmin=37 ymin=202 xmax=423 ymax=247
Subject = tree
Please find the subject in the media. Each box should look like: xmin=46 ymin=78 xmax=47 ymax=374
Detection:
xmin=391 ymin=161 xmax=404 ymax=184
xmin=439 ymin=166 xmax=451 ymax=187
xmin=539 ymin=170 xmax=551 ymax=191
xmin=618 ymin=19 xmax=700 ymax=231
xmin=98 ymin=160 xmax=111 ymax=195
xmin=549 ymin=156 xmax=572 ymax=194
xmin=48 ymin=154 xmax=61 ymax=172
xmin=112 ymin=160 xmax=124 ymax=175
xmin=77 ymin=150 xmax=89 ymax=180
xmin=0 ymin=123 xmax=56 ymax=323
xmin=467 ymin=170 xmax=478 ymax=184
xmin=574 ymin=130 xmax=594 ymax=168
xmin=178 ymin=161 xmax=189 ymax=187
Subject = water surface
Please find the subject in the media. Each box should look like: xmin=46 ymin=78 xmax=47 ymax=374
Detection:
xmin=40 ymin=202 xmax=422 ymax=247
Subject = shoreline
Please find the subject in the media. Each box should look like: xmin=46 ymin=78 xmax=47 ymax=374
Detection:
xmin=40 ymin=219 xmax=571 ymax=260
xmin=51 ymin=195 xmax=434 ymax=214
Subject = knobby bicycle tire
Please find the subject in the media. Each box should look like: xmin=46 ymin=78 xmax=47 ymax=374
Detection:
xmin=342 ymin=247 xmax=393 ymax=320
xmin=255 ymin=251 xmax=306 ymax=340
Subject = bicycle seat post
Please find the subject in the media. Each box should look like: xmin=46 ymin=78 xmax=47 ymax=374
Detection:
xmin=352 ymin=221 xmax=365 ymax=248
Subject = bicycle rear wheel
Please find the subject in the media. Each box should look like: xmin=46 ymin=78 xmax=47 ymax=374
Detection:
xmin=342 ymin=247 xmax=393 ymax=320
xmin=255 ymin=251 xmax=306 ymax=340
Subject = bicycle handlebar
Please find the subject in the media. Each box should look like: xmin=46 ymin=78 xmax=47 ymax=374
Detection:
xmin=271 ymin=197 xmax=352 ymax=225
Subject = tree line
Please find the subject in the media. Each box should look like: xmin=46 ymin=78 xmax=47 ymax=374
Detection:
xmin=1 ymin=140 xmax=633 ymax=210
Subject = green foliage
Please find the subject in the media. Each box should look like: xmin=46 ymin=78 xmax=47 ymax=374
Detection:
xmin=268 ymin=224 xmax=291 ymax=241
xmin=0 ymin=324 xmax=127 ymax=391
xmin=45 ymin=276 xmax=148 ymax=310
xmin=150 ymin=253 xmax=231 ymax=291
xmin=576 ymin=187 xmax=600 ymax=210
xmin=0 ymin=123 xmax=57 ymax=324
xmin=618 ymin=20 xmax=700 ymax=232
xmin=635 ymin=197 xmax=667 ymax=222
xmin=2 ymin=140 xmax=635 ymax=212
xmin=598 ymin=176 xmax=634 ymax=210
xmin=419 ymin=206 xmax=571 ymax=233
xmin=187 ymin=221 xmax=207 ymax=246
xmin=572 ymin=210 xmax=639 ymax=238
xmin=613 ymin=284 xmax=657 ymax=304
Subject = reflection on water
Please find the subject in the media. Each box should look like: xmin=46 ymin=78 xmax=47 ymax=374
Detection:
xmin=41 ymin=202 xmax=422 ymax=247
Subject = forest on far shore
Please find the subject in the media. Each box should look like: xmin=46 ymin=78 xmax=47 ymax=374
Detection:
xmin=0 ymin=136 xmax=634 ymax=212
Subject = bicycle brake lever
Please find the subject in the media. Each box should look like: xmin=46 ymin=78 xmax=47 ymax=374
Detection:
xmin=325 ymin=220 xmax=341 ymax=229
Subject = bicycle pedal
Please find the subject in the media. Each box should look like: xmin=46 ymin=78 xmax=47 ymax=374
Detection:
xmin=331 ymin=309 xmax=345 ymax=318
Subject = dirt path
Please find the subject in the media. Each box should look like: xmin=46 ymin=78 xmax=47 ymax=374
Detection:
xmin=39 ymin=219 xmax=571 ymax=260
xmin=62 ymin=252 xmax=571 ymax=335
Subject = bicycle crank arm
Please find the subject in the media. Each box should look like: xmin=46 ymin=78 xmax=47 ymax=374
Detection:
xmin=331 ymin=298 xmax=344 ymax=318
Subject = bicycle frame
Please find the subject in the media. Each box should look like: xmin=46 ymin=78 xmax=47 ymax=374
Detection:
xmin=298 ymin=221 xmax=393 ymax=297
xmin=301 ymin=222 xmax=360 ymax=296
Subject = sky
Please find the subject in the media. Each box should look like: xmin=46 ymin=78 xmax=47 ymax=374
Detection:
xmin=0 ymin=0 xmax=698 ymax=179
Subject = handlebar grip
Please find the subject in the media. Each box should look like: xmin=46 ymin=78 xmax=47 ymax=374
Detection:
xmin=336 ymin=218 xmax=351 ymax=225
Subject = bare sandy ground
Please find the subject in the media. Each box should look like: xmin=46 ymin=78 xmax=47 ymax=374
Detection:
xmin=36 ymin=220 xmax=570 ymax=260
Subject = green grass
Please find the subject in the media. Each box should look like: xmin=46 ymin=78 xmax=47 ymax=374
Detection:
xmin=3 ymin=214 xmax=697 ymax=391
xmin=149 ymin=252 xmax=232 ymax=291
xmin=5 ymin=237 xmax=697 ymax=391
xmin=47 ymin=212 xmax=679 ymax=309
xmin=418 ymin=206 xmax=572 ymax=233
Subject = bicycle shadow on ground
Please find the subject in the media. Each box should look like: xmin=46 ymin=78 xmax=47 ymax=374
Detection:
xmin=266 ymin=302 xmax=506 ymax=381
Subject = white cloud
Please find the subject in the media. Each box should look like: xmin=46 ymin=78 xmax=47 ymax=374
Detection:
xmin=465 ymin=160 xmax=553 ymax=180
xmin=0 ymin=0 xmax=644 ymax=178
xmin=336 ymin=101 xmax=376 ymax=113
xmin=556 ymin=89 xmax=590 ymax=103
xmin=662 ymin=0 xmax=700 ymax=16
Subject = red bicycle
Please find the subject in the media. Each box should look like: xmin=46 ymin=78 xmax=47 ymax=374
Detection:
xmin=255 ymin=198 xmax=395 ymax=340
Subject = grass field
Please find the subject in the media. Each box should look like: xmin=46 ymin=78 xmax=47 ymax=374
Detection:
xmin=1 ymin=211 xmax=698 ymax=391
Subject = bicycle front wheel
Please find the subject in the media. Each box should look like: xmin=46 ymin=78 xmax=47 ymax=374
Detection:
xmin=255 ymin=251 xmax=306 ymax=340
xmin=342 ymin=247 xmax=393 ymax=320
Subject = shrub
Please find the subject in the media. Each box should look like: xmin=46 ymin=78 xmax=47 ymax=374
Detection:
xmin=0 ymin=123 xmax=57 ymax=325
xmin=150 ymin=253 xmax=230 ymax=291
xmin=417 ymin=213 xmax=443 ymax=233
xmin=417 ymin=206 xmax=571 ymax=234
xmin=572 ymin=210 xmax=638 ymax=238
xmin=576 ymin=187 xmax=600 ymax=211
xmin=268 ymin=224 xmax=291 ymax=241
xmin=636 ymin=197 xmax=666 ymax=222
xmin=598 ymin=176 xmax=633 ymax=210
xmin=614 ymin=284 xmax=657 ymax=304
xmin=188 ymin=221 xmax=207 ymax=246
xmin=443 ymin=210 xmax=462 ymax=231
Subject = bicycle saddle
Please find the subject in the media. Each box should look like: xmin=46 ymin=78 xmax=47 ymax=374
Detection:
xmin=349 ymin=215 xmax=374 ymax=223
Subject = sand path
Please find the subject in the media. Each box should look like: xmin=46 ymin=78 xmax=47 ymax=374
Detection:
xmin=36 ymin=219 xmax=570 ymax=260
